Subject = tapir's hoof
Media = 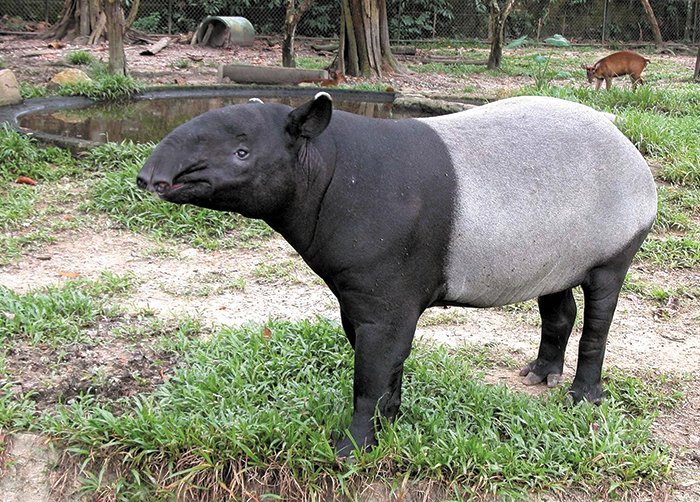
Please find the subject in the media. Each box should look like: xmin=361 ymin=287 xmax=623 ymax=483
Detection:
xmin=519 ymin=362 xmax=563 ymax=388
xmin=334 ymin=435 xmax=376 ymax=461
xmin=567 ymin=382 xmax=604 ymax=406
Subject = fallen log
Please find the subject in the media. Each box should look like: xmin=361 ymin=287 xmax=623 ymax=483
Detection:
xmin=311 ymin=43 xmax=339 ymax=52
xmin=419 ymin=58 xmax=489 ymax=65
xmin=140 ymin=37 xmax=170 ymax=56
xmin=392 ymin=46 xmax=417 ymax=55
xmin=218 ymin=65 xmax=328 ymax=85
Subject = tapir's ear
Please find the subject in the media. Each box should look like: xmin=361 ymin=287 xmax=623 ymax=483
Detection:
xmin=286 ymin=92 xmax=333 ymax=140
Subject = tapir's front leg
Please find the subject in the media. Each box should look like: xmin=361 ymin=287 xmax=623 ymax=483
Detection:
xmin=334 ymin=298 xmax=421 ymax=458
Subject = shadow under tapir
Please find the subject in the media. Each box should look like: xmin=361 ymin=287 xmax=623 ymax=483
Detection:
xmin=137 ymin=93 xmax=657 ymax=457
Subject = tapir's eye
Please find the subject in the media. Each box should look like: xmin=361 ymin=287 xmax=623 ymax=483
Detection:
xmin=235 ymin=148 xmax=249 ymax=159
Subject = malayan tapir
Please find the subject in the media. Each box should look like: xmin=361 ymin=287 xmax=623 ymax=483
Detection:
xmin=137 ymin=93 xmax=657 ymax=457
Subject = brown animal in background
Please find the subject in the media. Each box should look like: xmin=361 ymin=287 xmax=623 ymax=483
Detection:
xmin=299 ymin=70 xmax=345 ymax=87
xmin=582 ymin=51 xmax=651 ymax=90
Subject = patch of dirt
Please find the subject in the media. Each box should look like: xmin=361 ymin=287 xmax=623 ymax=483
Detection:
xmin=5 ymin=336 xmax=177 ymax=412
xmin=0 ymin=34 xmax=699 ymax=502
xmin=1 ymin=34 xmax=694 ymax=98
xmin=1 ymin=226 xmax=698 ymax=501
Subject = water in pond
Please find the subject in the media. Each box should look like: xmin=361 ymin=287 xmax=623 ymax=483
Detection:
xmin=19 ymin=94 xmax=431 ymax=145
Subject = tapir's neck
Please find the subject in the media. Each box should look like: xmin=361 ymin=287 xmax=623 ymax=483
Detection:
xmin=264 ymin=137 xmax=336 ymax=257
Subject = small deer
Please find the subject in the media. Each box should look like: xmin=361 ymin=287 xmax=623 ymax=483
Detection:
xmin=583 ymin=51 xmax=651 ymax=91
xmin=298 ymin=69 xmax=345 ymax=87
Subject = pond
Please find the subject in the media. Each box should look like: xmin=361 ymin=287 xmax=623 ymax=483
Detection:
xmin=17 ymin=87 xmax=439 ymax=146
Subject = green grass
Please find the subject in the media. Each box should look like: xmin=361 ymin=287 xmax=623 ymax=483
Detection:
xmin=637 ymin=235 xmax=700 ymax=268
xmin=34 ymin=318 xmax=675 ymax=500
xmin=254 ymin=258 xmax=307 ymax=284
xmin=67 ymin=50 xmax=98 ymax=66
xmin=0 ymin=55 xmax=698 ymax=499
xmin=83 ymin=159 xmax=272 ymax=249
xmin=55 ymin=70 xmax=144 ymax=101
xmin=654 ymin=186 xmax=700 ymax=232
xmin=19 ymin=81 xmax=48 ymax=99
xmin=170 ymin=58 xmax=191 ymax=69
xmin=0 ymin=272 xmax=136 ymax=347
xmin=295 ymin=57 xmax=332 ymax=70
xmin=0 ymin=125 xmax=79 ymax=182
xmin=623 ymin=274 xmax=700 ymax=306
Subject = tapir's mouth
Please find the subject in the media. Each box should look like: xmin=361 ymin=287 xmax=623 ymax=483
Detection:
xmin=155 ymin=166 xmax=211 ymax=198
xmin=172 ymin=165 xmax=207 ymax=188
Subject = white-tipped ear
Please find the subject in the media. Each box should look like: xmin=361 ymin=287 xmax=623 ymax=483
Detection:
xmin=287 ymin=93 xmax=333 ymax=140
xmin=248 ymin=98 xmax=264 ymax=104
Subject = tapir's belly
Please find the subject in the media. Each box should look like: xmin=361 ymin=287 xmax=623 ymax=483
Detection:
xmin=419 ymin=96 xmax=657 ymax=308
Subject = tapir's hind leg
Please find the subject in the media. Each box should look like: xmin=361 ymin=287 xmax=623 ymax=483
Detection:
xmin=569 ymin=263 xmax=629 ymax=404
xmin=520 ymin=289 xmax=577 ymax=387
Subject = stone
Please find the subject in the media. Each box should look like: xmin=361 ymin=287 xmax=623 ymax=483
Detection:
xmin=0 ymin=69 xmax=22 ymax=106
xmin=47 ymin=68 xmax=91 ymax=90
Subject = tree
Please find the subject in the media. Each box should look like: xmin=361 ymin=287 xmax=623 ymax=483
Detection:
xmin=105 ymin=0 xmax=127 ymax=75
xmin=639 ymin=0 xmax=665 ymax=51
xmin=684 ymin=0 xmax=694 ymax=41
xmin=337 ymin=0 xmax=401 ymax=77
xmin=487 ymin=0 xmax=517 ymax=70
xmin=282 ymin=0 xmax=316 ymax=67
xmin=43 ymin=0 xmax=138 ymax=75
xmin=695 ymin=43 xmax=700 ymax=81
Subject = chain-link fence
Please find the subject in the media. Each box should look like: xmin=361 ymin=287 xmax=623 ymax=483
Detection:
xmin=1 ymin=0 xmax=698 ymax=44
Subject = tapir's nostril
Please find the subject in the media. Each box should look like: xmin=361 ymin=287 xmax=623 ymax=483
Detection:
xmin=154 ymin=182 xmax=169 ymax=194
xmin=136 ymin=177 xmax=148 ymax=190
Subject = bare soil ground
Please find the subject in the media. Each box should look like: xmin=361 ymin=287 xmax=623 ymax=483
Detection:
xmin=0 ymin=34 xmax=699 ymax=502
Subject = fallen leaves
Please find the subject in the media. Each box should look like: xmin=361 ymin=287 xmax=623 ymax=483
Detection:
xmin=57 ymin=271 xmax=80 ymax=278
xmin=16 ymin=176 xmax=37 ymax=185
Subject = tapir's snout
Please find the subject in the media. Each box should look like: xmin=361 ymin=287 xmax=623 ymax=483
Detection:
xmin=136 ymin=173 xmax=170 ymax=194
xmin=136 ymin=161 xmax=175 ymax=195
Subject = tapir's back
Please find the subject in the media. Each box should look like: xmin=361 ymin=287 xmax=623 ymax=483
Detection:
xmin=419 ymin=96 xmax=657 ymax=307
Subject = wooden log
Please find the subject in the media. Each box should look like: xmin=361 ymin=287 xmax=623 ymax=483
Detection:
xmin=140 ymin=37 xmax=170 ymax=56
xmin=419 ymin=58 xmax=489 ymax=65
xmin=392 ymin=46 xmax=417 ymax=55
xmin=218 ymin=65 xmax=328 ymax=85
xmin=311 ymin=43 xmax=339 ymax=52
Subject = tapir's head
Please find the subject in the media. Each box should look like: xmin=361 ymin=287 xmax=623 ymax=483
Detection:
xmin=136 ymin=92 xmax=333 ymax=218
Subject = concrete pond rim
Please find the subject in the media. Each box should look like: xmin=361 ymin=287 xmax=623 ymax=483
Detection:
xmin=0 ymin=85 xmax=484 ymax=152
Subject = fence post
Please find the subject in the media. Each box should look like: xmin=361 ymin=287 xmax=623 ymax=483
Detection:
xmin=168 ymin=0 xmax=172 ymax=35
xmin=602 ymin=0 xmax=608 ymax=45
xmin=45 ymin=0 xmax=49 ymax=23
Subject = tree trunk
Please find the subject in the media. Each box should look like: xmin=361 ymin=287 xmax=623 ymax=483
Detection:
xmin=42 ymin=0 xmax=77 ymax=39
xmin=105 ymin=0 xmax=126 ymax=76
xmin=43 ymin=0 xmax=132 ymax=76
xmin=340 ymin=0 xmax=399 ymax=77
xmin=337 ymin=0 xmax=359 ymax=76
xmin=124 ymin=0 xmax=140 ymax=31
xmin=685 ymin=0 xmax=694 ymax=41
xmin=282 ymin=0 xmax=315 ymax=68
xmin=640 ymin=0 xmax=665 ymax=50
xmin=79 ymin=0 xmax=90 ymax=36
xmin=487 ymin=0 xmax=516 ymax=70
xmin=695 ymin=42 xmax=700 ymax=81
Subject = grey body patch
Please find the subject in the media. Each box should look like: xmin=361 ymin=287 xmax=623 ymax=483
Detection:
xmin=420 ymin=96 xmax=657 ymax=307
